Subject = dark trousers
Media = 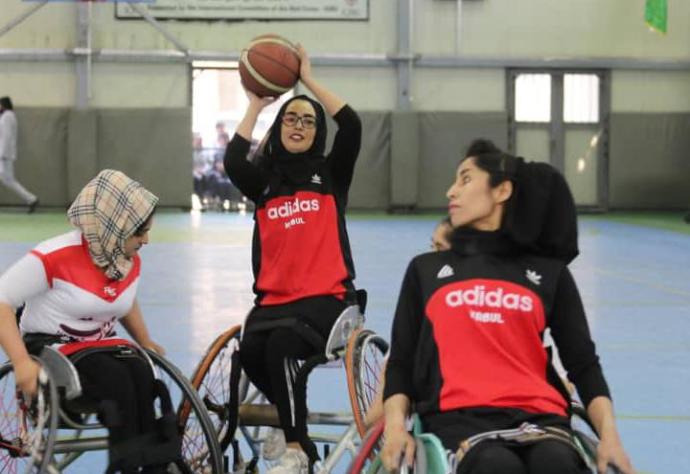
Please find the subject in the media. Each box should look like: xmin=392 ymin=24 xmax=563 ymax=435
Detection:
xmin=456 ymin=440 xmax=588 ymax=474
xmin=239 ymin=296 xmax=345 ymax=446
xmin=423 ymin=408 xmax=588 ymax=474
xmin=74 ymin=352 xmax=167 ymax=474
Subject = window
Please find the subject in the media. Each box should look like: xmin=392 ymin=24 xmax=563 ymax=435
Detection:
xmin=514 ymin=74 xmax=551 ymax=123
xmin=564 ymin=74 xmax=599 ymax=123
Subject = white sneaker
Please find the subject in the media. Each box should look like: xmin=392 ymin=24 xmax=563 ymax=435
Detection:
xmin=266 ymin=448 xmax=309 ymax=474
xmin=262 ymin=427 xmax=287 ymax=461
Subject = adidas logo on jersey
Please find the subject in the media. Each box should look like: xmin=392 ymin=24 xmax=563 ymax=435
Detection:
xmin=445 ymin=285 xmax=533 ymax=312
xmin=310 ymin=174 xmax=322 ymax=185
xmin=437 ymin=265 xmax=454 ymax=279
xmin=526 ymin=269 xmax=542 ymax=286
xmin=267 ymin=198 xmax=320 ymax=220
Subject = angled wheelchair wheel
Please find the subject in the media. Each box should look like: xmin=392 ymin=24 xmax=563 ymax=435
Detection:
xmin=345 ymin=329 xmax=389 ymax=438
xmin=570 ymin=402 xmax=623 ymax=474
xmin=347 ymin=419 xmax=385 ymax=474
xmin=0 ymin=360 xmax=58 ymax=473
xmin=188 ymin=325 xmax=242 ymax=451
xmin=145 ymin=350 xmax=224 ymax=474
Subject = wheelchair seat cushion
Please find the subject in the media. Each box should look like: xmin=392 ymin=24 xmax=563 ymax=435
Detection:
xmin=57 ymin=337 xmax=135 ymax=357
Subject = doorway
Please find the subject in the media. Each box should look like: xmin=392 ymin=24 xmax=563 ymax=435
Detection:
xmin=507 ymin=70 xmax=611 ymax=210
xmin=191 ymin=61 xmax=293 ymax=211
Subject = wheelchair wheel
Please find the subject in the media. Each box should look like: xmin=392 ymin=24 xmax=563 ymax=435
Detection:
xmin=0 ymin=361 xmax=58 ymax=473
xmin=188 ymin=325 xmax=242 ymax=448
xmin=345 ymin=329 xmax=389 ymax=438
xmin=347 ymin=419 xmax=385 ymax=474
xmin=145 ymin=350 xmax=224 ymax=474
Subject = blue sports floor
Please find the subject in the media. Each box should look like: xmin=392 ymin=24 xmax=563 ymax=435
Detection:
xmin=0 ymin=211 xmax=688 ymax=473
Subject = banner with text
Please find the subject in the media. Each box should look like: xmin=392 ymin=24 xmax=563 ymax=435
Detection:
xmin=115 ymin=0 xmax=368 ymax=21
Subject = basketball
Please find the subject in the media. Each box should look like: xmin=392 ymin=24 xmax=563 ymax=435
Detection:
xmin=239 ymin=34 xmax=301 ymax=98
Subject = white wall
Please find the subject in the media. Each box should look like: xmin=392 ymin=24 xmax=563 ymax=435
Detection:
xmin=612 ymin=71 xmax=690 ymax=113
xmin=412 ymin=69 xmax=505 ymax=112
xmin=0 ymin=0 xmax=688 ymax=110
xmin=0 ymin=62 xmax=75 ymax=107
xmin=415 ymin=0 xmax=690 ymax=59
xmin=91 ymin=63 xmax=189 ymax=108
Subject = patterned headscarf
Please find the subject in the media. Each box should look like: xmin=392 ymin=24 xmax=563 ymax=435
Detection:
xmin=67 ymin=170 xmax=158 ymax=281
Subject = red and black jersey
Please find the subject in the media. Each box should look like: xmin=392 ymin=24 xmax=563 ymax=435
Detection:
xmin=384 ymin=230 xmax=610 ymax=419
xmin=225 ymin=105 xmax=361 ymax=306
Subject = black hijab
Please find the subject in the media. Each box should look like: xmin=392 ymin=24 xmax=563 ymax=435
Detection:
xmin=258 ymin=95 xmax=328 ymax=185
xmin=504 ymin=159 xmax=579 ymax=264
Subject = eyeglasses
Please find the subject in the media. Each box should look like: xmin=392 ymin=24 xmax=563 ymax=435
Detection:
xmin=282 ymin=113 xmax=317 ymax=130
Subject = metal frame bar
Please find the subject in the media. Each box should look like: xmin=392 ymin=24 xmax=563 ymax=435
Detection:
xmin=315 ymin=423 xmax=359 ymax=474
xmin=1 ymin=47 xmax=688 ymax=71
xmin=597 ymin=70 xmax=612 ymax=211
xmin=396 ymin=0 xmax=414 ymax=110
xmin=0 ymin=1 xmax=49 ymax=40
xmin=75 ymin=2 xmax=92 ymax=109
xmin=52 ymin=436 xmax=109 ymax=454
xmin=125 ymin=2 xmax=190 ymax=56
xmin=550 ymin=72 xmax=565 ymax=173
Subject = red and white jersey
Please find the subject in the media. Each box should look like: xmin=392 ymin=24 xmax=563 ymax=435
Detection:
xmin=0 ymin=231 xmax=140 ymax=341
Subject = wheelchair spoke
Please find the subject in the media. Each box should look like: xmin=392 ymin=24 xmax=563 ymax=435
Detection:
xmin=145 ymin=350 xmax=223 ymax=473
xmin=0 ymin=364 xmax=57 ymax=474
xmin=346 ymin=330 xmax=389 ymax=440
xmin=189 ymin=326 xmax=241 ymax=448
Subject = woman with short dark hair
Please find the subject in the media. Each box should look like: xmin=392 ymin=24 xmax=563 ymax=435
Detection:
xmin=381 ymin=141 xmax=634 ymax=474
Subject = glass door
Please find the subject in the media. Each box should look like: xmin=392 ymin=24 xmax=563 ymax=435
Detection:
xmin=508 ymin=70 xmax=610 ymax=209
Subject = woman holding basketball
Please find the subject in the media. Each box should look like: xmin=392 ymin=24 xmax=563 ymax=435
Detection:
xmin=224 ymin=44 xmax=361 ymax=474
xmin=380 ymin=141 xmax=634 ymax=474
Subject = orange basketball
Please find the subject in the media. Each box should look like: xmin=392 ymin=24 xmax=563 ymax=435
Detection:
xmin=239 ymin=34 xmax=301 ymax=98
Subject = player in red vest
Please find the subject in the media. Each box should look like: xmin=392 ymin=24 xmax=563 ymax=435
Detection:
xmin=225 ymin=45 xmax=362 ymax=473
xmin=381 ymin=141 xmax=634 ymax=474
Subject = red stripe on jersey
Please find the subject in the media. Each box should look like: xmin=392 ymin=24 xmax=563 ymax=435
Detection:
xmin=256 ymin=191 xmax=348 ymax=305
xmin=32 ymin=237 xmax=140 ymax=302
xmin=58 ymin=338 xmax=135 ymax=356
xmin=425 ymin=279 xmax=567 ymax=416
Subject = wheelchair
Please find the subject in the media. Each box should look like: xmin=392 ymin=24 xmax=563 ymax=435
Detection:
xmin=188 ymin=294 xmax=390 ymax=473
xmin=0 ymin=338 xmax=224 ymax=473
xmin=347 ymin=402 xmax=624 ymax=474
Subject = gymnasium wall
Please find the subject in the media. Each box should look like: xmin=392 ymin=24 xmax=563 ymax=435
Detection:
xmin=0 ymin=108 xmax=192 ymax=207
xmin=0 ymin=0 xmax=688 ymax=209
xmin=609 ymin=71 xmax=690 ymax=209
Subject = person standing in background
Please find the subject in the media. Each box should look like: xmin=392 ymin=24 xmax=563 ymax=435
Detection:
xmin=0 ymin=96 xmax=39 ymax=213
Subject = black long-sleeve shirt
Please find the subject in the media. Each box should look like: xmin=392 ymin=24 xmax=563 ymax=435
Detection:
xmin=224 ymin=105 xmax=362 ymax=306
xmin=384 ymin=231 xmax=610 ymax=419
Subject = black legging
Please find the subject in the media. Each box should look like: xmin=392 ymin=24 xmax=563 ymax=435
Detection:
xmin=75 ymin=352 xmax=167 ymax=474
xmin=239 ymin=296 xmax=345 ymax=453
xmin=456 ymin=440 xmax=588 ymax=474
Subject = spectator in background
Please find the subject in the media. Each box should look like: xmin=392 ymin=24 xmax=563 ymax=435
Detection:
xmin=431 ymin=217 xmax=453 ymax=251
xmin=0 ymin=97 xmax=38 ymax=213
xmin=192 ymin=132 xmax=207 ymax=198
xmin=216 ymin=121 xmax=230 ymax=149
